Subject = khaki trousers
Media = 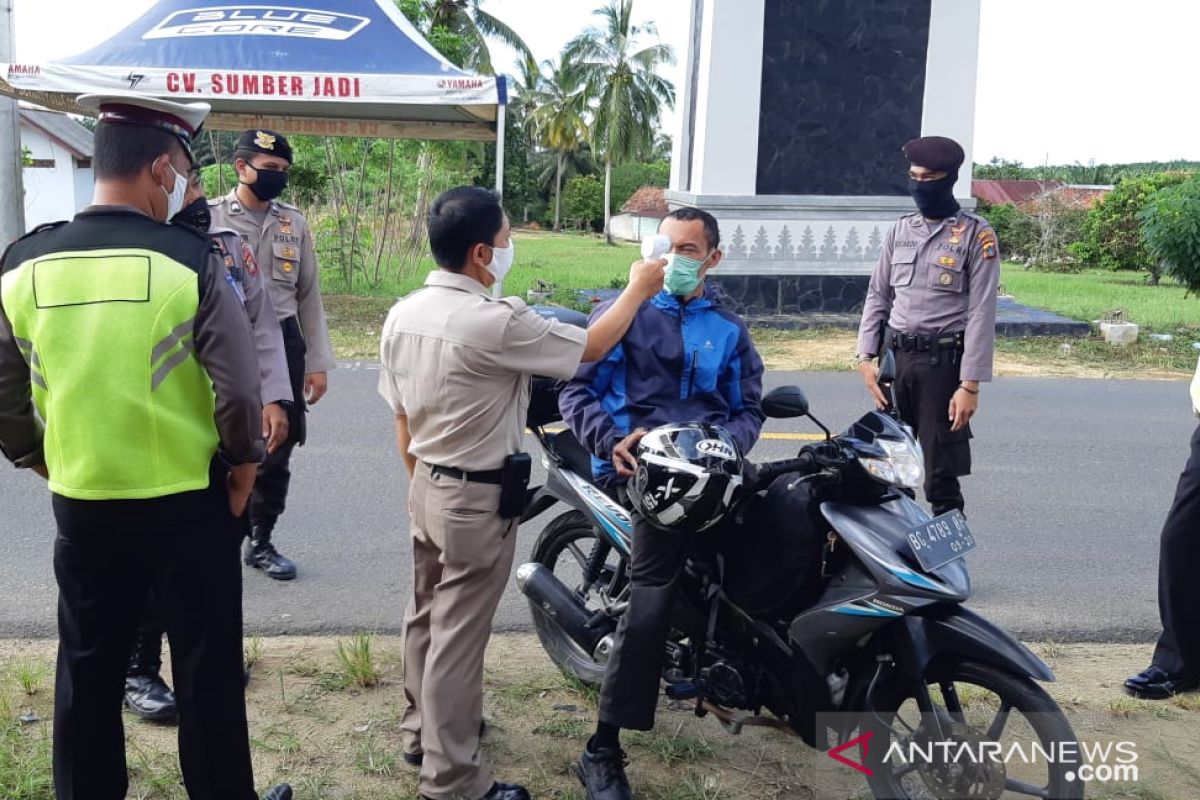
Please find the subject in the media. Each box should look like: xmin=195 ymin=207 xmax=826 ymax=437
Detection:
xmin=401 ymin=463 xmax=517 ymax=800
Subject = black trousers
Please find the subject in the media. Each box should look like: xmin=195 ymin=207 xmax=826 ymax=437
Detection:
xmin=893 ymin=347 xmax=972 ymax=516
xmin=250 ymin=317 xmax=307 ymax=531
xmin=1152 ymin=423 xmax=1200 ymax=677
xmin=51 ymin=474 xmax=256 ymax=800
xmin=597 ymin=478 xmax=823 ymax=731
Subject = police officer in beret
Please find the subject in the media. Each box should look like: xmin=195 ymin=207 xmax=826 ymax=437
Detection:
xmin=855 ymin=135 xmax=1000 ymax=516
xmin=210 ymin=129 xmax=335 ymax=580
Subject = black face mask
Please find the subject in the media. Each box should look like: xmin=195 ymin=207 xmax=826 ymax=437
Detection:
xmin=908 ymin=173 xmax=961 ymax=220
xmin=243 ymin=166 xmax=289 ymax=202
xmin=171 ymin=196 xmax=211 ymax=231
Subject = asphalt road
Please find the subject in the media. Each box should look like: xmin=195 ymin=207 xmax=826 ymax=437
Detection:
xmin=0 ymin=366 xmax=1193 ymax=645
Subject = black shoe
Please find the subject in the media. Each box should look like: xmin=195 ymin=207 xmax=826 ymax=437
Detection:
xmin=404 ymin=721 xmax=487 ymax=768
xmin=423 ymin=783 xmax=529 ymax=800
xmin=124 ymin=673 xmax=178 ymax=723
xmin=262 ymin=785 xmax=292 ymax=800
xmin=1124 ymin=665 xmax=1200 ymax=700
xmin=244 ymin=538 xmax=297 ymax=580
xmin=574 ymin=742 xmax=633 ymax=800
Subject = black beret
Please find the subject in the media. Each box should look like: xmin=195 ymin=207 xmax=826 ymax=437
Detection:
xmin=902 ymin=136 xmax=965 ymax=173
xmin=236 ymin=129 xmax=293 ymax=164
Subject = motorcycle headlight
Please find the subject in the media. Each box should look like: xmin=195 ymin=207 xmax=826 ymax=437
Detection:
xmin=858 ymin=438 xmax=924 ymax=490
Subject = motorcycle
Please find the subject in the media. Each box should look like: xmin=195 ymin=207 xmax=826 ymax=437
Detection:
xmin=517 ymin=308 xmax=1083 ymax=800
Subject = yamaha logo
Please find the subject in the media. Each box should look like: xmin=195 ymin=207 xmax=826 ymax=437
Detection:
xmin=144 ymin=7 xmax=370 ymax=40
xmin=696 ymin=439 xmax=736 ymax=460
xmin=437 ymin=78 xmax=488 ymax=90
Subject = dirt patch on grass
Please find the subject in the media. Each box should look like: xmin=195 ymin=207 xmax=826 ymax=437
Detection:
xmin=751 ymin=328 xmax=1193 ymax=380
xmin=2 ymin=636 xmax=1199 ymax=799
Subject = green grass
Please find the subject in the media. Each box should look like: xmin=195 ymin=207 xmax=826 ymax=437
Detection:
xmin=1001 ymin=264 xmax=1200 ymax=333
xmin=333 ymin=633 xmax=381 ymax=689
xmin=321 ymin=231 xmax=635 ymax=301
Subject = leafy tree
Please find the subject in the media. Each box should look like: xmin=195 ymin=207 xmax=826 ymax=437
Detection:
xmin=398 ymin=0 xmax=532 ymax=72
xmin=610 ymin=160 xmax=669 ymax=210
xmin=567 ymin=0 xmax=675 ymax=243
xmin=563 ymin=174 xmax=604 ymax=230
xmin=1140 ymin=175 xmax=1200 ymax=293
xmin=526 ymin=57 xmax=591 ymax=230
xmin=978 ymin=202 xmax=1039 ymax=261
xmin=1069 ymin=173 xmax=1191 ymax=283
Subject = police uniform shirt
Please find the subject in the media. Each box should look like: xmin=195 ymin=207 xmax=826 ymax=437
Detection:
xmin=209 ymin=226 xmax=292 ymax=405
xmin=856 ymin=210 xmax=1001 ymax=382
xmin=209 ymin=192 xmax=336 ymax=375
xmin=377 ymin=271 xmax=588 ymax=471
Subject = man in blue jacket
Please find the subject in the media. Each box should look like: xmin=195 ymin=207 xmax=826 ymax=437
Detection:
xmin=559 ymin=207 xmax=771 ymax=800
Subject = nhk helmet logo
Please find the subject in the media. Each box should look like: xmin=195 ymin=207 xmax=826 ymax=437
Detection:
xmin=144 ymin=7 xmax=371 ymax=41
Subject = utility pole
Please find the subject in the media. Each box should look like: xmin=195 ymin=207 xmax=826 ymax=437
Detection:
xmin=0 ymin=0 xmax=26 ymax=245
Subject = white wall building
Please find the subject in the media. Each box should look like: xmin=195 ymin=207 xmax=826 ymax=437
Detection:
xmin=20 ymin=108 xmax=94 ymax=230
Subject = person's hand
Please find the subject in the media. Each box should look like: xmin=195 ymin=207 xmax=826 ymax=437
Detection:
xmin=262 ymin=403 xmax=289 ymax=454
xmin=226 ymin=463 xmax=258 ymax=517
xmin=612 ymin=428 xmax=649 ymax=478
xmin=304 ymin=372 xmax=328 ymax=405
xmin=627 ymin=258 xmax=666 ymax=300
xmin=949 ymin=387 xmax=979 ymax=432
xmin=857 ymin=360 xmax=888 ymax=410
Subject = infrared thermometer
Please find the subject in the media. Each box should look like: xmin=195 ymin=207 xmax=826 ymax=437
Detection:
xmin=641 ymin=234 xmax=671 ymax=261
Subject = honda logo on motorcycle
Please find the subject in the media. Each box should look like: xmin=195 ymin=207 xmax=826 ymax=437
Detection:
xmin=143 ymin=7 xmax=370 ymax=40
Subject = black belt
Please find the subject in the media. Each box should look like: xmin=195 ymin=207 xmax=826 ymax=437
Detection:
xmin=890 ymin=331 xmax=964 ymax=353
xmin=430 ymin=464 xmax=504 ymax=485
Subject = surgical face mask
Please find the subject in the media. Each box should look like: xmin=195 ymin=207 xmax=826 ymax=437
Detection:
xmin=664 ymin=251 xmax=711 ymax=296
xmin=486 ymin=240 xmax=516 ymax=283
xmin=243 ymin=165 xmax=289 ymax=202
xmin=162 ymin=164 xmax=188 ymax=221
xmin=171 ymin=196 xmax=211 ymax=231
xmin=907 ymin=173 xmax=960 ymax=220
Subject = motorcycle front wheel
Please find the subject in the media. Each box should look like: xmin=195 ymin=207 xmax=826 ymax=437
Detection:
xmin=528 ymin=510 xmax=627 ymax=687
xmin=862 ymin=661 xmax=1085 ymax=800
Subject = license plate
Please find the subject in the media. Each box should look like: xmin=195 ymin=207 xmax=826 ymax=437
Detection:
xmin=905 ymin=510 xmax=977 ymax=572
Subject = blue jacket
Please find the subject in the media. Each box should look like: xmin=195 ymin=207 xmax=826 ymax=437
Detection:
xmin=559 ymin=284 xmax=765 ymax=486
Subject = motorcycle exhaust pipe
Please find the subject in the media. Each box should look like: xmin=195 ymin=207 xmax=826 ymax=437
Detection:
xmin=517 ymin=562 xmax=614 ymax=658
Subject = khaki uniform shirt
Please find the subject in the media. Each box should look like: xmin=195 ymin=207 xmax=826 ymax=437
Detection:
xmin=210 ymin=226 xmax=292 ymax=406
xmin=209 ymin=191 xmax=336 ymax=375
xmin=856 ymin=210 xmax=1001 ymax=382
xmin=378 ymin=271 xmax=588 ymax=471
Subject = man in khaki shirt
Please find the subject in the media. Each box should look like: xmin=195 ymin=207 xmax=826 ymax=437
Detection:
xmin=378 ymin=186 xmax=663 ymax=800
xmin=209 ymin=129 xmax=335 ymax=580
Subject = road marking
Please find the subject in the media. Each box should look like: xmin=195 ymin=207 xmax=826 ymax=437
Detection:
xmin=532 ymin=426 xmax=824 ymax=442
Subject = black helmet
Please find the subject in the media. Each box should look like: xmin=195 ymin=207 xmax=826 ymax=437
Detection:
xmin=629 ymin=424 xmax=744 ymax=533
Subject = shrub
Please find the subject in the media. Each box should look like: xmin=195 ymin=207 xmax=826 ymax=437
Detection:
xmin=562 ymin=174 xmax=605 ymax=231
xmin=1069 ymin=172 xmax=1192 ymax=283
xmin=978 ymin=202 xmax=1038 ymax=260
xmin=1140 ymin=175 xmax=1200 ymax=293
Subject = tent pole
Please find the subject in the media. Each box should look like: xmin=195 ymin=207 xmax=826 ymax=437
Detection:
xmin=492 ymin=102 xmax=506 ymax=298
xmin=0 ymin=1 xmax=27 ymax=244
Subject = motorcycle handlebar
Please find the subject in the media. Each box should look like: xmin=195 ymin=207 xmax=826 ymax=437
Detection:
xmin=748 ymin=451 xmax=818 ymax=486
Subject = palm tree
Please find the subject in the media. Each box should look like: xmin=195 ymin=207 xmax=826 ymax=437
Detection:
xmin=567 ymin=0 xmax=675 ymax=243
xmin=421 ymin=0 xmax=533 ymax=73
xmin=526 ymin=58 xmax=591 ymax=231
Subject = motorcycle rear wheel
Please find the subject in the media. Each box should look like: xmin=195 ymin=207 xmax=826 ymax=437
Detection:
xmin=862 ymin=661 xmax=1085 ymax=800
xmin=528 ymin=510 xmax=624 ymax=687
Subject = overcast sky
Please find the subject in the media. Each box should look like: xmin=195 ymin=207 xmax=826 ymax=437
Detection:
xmin=13 ymin=0 xmax=1200 ymax=166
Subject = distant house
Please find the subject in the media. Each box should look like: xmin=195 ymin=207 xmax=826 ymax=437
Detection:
xmin=20 ymin=108 xmax=95 ymax=230
xmin=972 ymin=179 xmax=1111 ymax=211
xmin=610 ymin=185 xmax=668 ymax=242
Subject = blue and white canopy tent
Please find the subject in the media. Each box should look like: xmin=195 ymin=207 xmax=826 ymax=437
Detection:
xmin=0 ymin=0 xmax=509 ymax=188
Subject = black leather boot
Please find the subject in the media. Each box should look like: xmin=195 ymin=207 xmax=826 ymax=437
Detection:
xmin=124 ymin=672 xmax=178 ymax=723
xmin=244 ymin=522 xmax=297 ymax=580
xmin=574 ymin=741 xmax=634 ymax=800
xmin=262 ymin=785 xmax=293 ymax=800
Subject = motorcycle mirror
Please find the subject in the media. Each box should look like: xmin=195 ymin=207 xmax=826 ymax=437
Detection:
xmin=878 ymin=350 xmax=897 ymax=385
xmin=762 ymin=385 xmax=809 ymax=419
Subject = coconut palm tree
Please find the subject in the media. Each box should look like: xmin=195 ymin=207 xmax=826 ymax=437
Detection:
xmin=526 ymin=58 xmax=591 ymax=231
xmin=567 ymin=0 xmax=675 ymax=243
xmin=421 ymin=0 xmax=533 ymax=73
